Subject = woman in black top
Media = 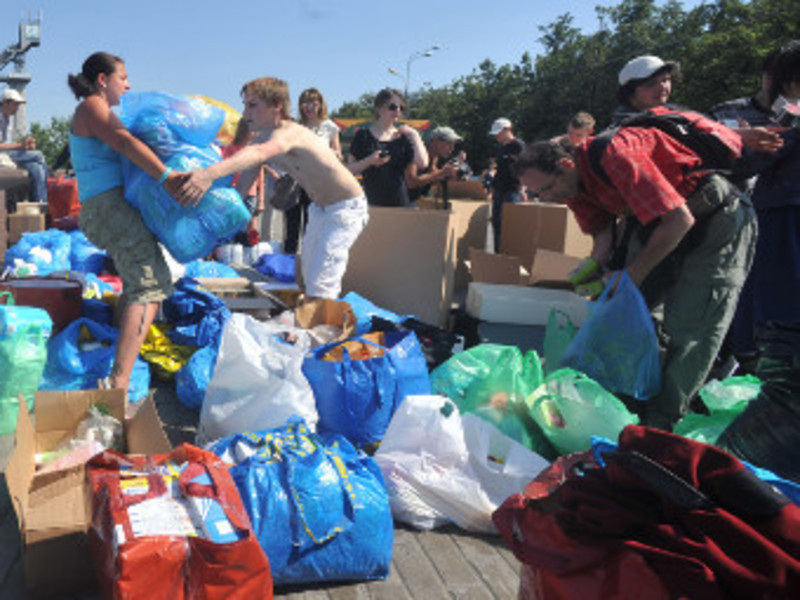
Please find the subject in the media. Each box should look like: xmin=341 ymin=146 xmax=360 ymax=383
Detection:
xmin=347 ymin=88 xmax=428 ymax=206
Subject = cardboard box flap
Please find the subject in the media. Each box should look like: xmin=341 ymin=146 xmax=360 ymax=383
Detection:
xmin=125 ymin=393 xmax=172 ymax=455
xmin=528 ymin=249 xmax=583 ymax=288
xmin=6 ymin=398 xmax=36 ymax=528
xmin=468 ymin=248 xmax=524 ymax=285
xmin=294 ymin=298 xmax=356 ymax=341
xmin=34 ymin=390 xmax=126 ymax=452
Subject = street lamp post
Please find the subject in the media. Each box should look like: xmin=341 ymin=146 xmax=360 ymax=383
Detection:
xmin=388 ymin=44 xmax=441 ymax=106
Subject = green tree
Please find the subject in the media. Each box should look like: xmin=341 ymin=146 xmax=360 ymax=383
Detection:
xmin=30 ymin=116 xmax=70 ymax=170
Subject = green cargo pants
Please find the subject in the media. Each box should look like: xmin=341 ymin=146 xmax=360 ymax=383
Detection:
xmin=626 ymin=175 xmax=757 ymax=429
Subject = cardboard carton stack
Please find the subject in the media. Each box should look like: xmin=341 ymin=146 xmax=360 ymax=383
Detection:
xmin=466 ymin=202 xmax=593 ymax=329
xmin=8 ymin=201 xmax=46 ymax=246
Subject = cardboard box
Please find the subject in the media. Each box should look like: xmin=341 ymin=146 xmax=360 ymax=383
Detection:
xmin=342 ymin=206 xmax=456 ymax=328
xmin=500 ymin=202 xmax=592 ymax=263
xmin=418 ymin=199 xmax=490 ymax=298
xmin=447 ymin=180 xmax=489 ymax=200
xmin=5 ymin=390 xmax=172 ymax=598
xmin=8 ymin=213 xmax=45 ymax=245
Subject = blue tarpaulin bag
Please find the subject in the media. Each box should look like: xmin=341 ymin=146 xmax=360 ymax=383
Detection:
xmin=67 ymin=230 xmax=107 ymax=274
xmin=39 ymin=317 xmax=150 ymax=402
xmin=341 ymin=291 xmax=412 ymax=335
xmin=302 ymin=330 xmax=431 ymax=449
xmin=4 ymin=229 xmax=71 ymax=276
xmin=560 ymin=271 xmax=661 ymax=400
xmin=175 ymin=345 xmax=218 ymax=410
xmin=210 ymin=417 xmax=393 ymax=585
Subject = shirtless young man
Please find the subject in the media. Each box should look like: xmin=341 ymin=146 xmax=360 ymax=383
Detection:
xmin=179 ymin=77 xmax=368 ymax=299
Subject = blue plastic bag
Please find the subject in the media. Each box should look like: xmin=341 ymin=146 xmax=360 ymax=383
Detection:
xmin=175 ymin=345 xmax=218 ymax=410
xmin=183 ymin=259 xmax=239 ymax=279
xmin=210 ymin=417 xmax=393 ymax=585
xmin=560 ymin=271 xmax=661 ymax=400
xmin=162 ymin=277 xmax=230 ymax=348
xmin=341 ymin=291 xmax=413 ymax=335
xmin=119 ymin=92 xmax=248 ymax=263
xmin=302 ymin=331 xmax=431 ymax=449
xmin=39 ymin=317 xmax=150 ymax=402
xmin=67 ymin=230 xmax=107 ymax=274
xmin=4 ymin=229 xmax=71 ymax=276
xmin=252 ymin=253 xmax=296 ymax=283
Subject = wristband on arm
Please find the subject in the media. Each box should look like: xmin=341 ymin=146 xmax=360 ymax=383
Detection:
xmin=159 ymin=167 xmax=173 ymax=184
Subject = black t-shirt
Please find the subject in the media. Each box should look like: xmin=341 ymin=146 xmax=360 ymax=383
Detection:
xmin=408 ymin=155 xmax=448 ymax=202
xmin=493 ymin=138 xmax=524 ymax=195
xmin=350 ymin=128 xmax=414 ymax=207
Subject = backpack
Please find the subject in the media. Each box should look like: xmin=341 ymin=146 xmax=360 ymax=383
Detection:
xmin=588 ymin=106 xmax=742 ymax=186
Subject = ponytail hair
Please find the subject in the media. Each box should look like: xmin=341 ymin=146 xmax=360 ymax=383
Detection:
xmin=67 ymin=52 xmax=123 ymax=100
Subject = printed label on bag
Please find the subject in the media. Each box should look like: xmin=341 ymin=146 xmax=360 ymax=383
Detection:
xmin=127 ymin=495 xmax=198 ymax=538
xmin=120 ymin=477 xmax=150 ymax=495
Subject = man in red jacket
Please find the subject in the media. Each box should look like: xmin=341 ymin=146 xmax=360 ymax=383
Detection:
xmin=513 ymin=119 xmax=756 ymax=430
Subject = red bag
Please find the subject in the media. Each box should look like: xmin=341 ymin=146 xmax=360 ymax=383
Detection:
xmin=46 ymin=175 xmax=81 ymax=230
xmin=88 ymin=444 xmax=272 ymax=600
xmin=494 ymin=427 xmax=800 ymax=599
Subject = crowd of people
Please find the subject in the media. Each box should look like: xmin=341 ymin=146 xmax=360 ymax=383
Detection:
xmin=2 ymin=38 xmax=797 ymax=434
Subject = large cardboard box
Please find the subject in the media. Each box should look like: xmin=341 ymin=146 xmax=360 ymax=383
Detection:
xmin=418 ymin=199 xmax=490 ymax=297
xmin=8 ymin=213 xmax=46 ymax=245
xmin=500 ymin=202 xmax=592 ymax=264
xmin=5 ymin=390 xmax=172 ymax=598
xmin=341 ymin=206 xmax=457 ymax=328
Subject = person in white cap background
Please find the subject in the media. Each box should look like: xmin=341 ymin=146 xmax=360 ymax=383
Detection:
xmin=0 ymin=88 xmax=49 ymax=205
xmin=610 ymin=55 xmax=680 ymax=126
xmin=488 ymin=117 xmax=524 ymax=251
xmin=406 ymin=125 xmax=463 ymax=205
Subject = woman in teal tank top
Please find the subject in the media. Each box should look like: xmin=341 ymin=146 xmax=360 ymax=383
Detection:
xmin=68 ymin=51 xmax=187 ymax=397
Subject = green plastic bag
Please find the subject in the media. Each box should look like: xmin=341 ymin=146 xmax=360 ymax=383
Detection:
xmin=526 ymin=368 xmax=639 ymax=456
xmin=0 ymin=292 xmax=53 ymax=435
xmin=673 ymin=375 xmax=762 ymax=445
xmin=430 ymin=344 xmax=556 ymax=459
xmin=543 ymin=309 xmax=577 ymax=375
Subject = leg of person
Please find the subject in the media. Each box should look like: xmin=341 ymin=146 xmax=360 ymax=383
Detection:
xmin=646 ymin=179 xmax=757 ymax=429
xmin=301 ymin=197 xmax=369 ymax=299
xmin=8 ymin=149 xmax=48 ymax=203
xmin=79 ymin=186 xmax=173 ymax=392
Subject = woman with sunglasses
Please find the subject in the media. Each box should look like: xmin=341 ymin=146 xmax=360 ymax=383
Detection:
xmin=347 ymin=88 xmax=428 ymax=207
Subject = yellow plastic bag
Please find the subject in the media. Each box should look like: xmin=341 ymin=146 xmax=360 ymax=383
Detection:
xmin=140 ymin=323 xmax=197 ymax=380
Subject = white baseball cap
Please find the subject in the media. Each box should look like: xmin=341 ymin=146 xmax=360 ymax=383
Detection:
xmin=618 ymin=55 xmax=676 ymax=86
xmin=2 ymin=89 xmax=25 ymax=103
xmin=489 ymin=117 xmax=512 ymax=136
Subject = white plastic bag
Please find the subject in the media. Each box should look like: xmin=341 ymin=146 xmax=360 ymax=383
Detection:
xmin=374 ymin=394 xmax=549 ymax=534
xmin=196 ymin=312 xmax=317 ymax=446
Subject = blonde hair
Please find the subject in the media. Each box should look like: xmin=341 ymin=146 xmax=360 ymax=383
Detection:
xmin=240 ymin=77 xmax=291 ymax=120
xmin=298 ymin=87 xmax=329 ymax=125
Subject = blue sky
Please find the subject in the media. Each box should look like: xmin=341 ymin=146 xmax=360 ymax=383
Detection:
xmin=3 ymin=0 xmax=705 ymax=126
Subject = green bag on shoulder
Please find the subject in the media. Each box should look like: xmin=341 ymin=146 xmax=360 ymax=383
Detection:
xmin=0 ymin=292 xmax=53 ymax=435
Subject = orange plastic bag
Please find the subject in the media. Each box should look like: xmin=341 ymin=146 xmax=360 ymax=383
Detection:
xmin=88 ymin=444 xmax=272 ymax=600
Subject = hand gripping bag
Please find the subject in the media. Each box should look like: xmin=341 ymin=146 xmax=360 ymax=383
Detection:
xmin=197 ymin=313 xmax=317 ymax=445
xmin=211 ymin=418 xmax=393 ymax=585
xmin=302 ymin=330 xmax=431 ymax=450
xmin=560 ymin=270 xmax=662 ymax=400
xmin=88 ymin=444 xmax=272 ymax=600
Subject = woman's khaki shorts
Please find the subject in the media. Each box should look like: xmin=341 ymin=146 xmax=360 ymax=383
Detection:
xmin=79 ymin=186 xmax=173 ymax=304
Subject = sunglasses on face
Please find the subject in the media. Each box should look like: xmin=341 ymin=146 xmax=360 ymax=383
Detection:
xmin=386 ymin=103 xmax=405 ymax=112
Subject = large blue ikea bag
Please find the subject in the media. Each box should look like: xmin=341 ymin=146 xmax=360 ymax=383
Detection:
xmin=211 ymin=418 xmax=393 ymax=585
xmin=302 ymin=330 xmax=431 ymax=450
xmin=560 ymin=271 xmax=661 ymax=400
